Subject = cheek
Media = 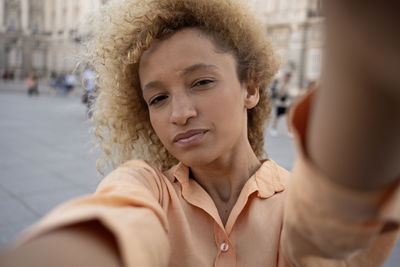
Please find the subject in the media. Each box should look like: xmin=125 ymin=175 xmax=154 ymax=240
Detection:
xmin=212 ymin=90 xmax=246 ymax=135
xmin=149 ymin=113 xmax=168 ymax=141
xmin=204 ymin=88 xmax=244 ymax=121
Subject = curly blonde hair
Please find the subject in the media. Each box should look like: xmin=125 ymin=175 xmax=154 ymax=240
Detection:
xmin=86 ymin=0 xmax=279 ymax=174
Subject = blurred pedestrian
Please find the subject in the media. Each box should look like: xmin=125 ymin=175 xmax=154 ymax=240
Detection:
xmin=25 ymin=72 xmax=39 ymax=97
xmin=49 ymin=71 xmax=58 ymax=91
xmin=55 ymin=73 xmax=67 ymax=95
xmin=9 ymin=71 xmax=14 ymax=80
xmin=82 ymin=68 xmax=97 ymax=118
xmin=270 ymin=72 xmax=292 ymax=136
xmin=65 ymin=73 xmax=76 ymax=94
xmin=1 ymin=70 xmax=9 ymax=81
xmin=269 ymin=78 xmax=279 ymax=99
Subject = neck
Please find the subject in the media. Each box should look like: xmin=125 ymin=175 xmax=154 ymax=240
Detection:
xmin=189 ymin=141 xmax=261 ymax=204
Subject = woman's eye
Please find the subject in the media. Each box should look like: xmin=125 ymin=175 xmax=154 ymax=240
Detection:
xmin=193 ymin=79 xmax=214 ymax=87
xmin=149 ymin=95 xmax=168 ymax=106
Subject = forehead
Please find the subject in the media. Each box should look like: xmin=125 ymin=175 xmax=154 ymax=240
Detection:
xmin=138 ymin=28 xmax=236 ymax=80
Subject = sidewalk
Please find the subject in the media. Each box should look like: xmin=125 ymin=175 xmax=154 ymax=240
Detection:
xmin=0 ymin=92 xmax=98 ymax=248
xmin=0 ymin=87 xmax=398 ymax=266
xmin=0 ymin=80 xmax=85 ymax=97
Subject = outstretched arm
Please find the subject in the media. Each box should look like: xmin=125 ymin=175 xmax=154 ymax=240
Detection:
xmin=282 ymin=2 xmax=400 ymax=265
xmin=1 ymin=221 xmax=121 ymax=267
xmin=308 ymin=1 xmax=400 ymax=191
xmin=0 ymin=161 xmax=171 ymax=267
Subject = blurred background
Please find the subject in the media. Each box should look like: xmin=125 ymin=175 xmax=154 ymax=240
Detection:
xmin=0 ymin=0 xmax=322 ymax=93
xmin=0 ymin=0 xmax=398 ymax=265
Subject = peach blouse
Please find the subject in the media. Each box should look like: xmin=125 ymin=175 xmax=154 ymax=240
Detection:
xmin=18 ymin=92 xmax=400 ymax=267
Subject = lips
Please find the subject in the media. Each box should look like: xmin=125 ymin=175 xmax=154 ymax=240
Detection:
xmin=173 ymin=129 xmax=208 ymax=145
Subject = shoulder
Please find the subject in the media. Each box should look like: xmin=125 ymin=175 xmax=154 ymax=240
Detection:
xmin=98 ymin=160 xmax=172 ymax=192
xmin=254 ymin=159 xmax=292 ymax=201
xmin=263 ymin=159 xmax=292 ymax=188
xmin=119 ymin=159 xmax=161 ymax=172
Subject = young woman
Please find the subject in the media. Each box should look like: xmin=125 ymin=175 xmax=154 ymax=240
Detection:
xmin=1 ymin=0 xmax=399 ymax=266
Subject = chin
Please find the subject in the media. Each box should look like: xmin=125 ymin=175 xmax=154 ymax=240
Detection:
xmin=175 ymin=151 xmax=216 ymax=168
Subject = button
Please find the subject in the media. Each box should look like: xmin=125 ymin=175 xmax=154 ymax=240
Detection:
xmin=220 ymin=242 xmax=229 ymax=252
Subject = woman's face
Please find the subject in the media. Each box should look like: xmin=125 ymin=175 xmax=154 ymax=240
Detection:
xmin=139 ymin=28 xmax=258 ymax=167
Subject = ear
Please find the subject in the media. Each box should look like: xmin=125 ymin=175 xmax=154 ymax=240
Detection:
xmin=243 ymin=74 xmax=260 ymax=109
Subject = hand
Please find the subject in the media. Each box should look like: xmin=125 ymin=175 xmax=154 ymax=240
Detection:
xmin=324 ymin=1 xmax=400 ymax=100
xmin=307 ymin=1 xmax=400 ymax=191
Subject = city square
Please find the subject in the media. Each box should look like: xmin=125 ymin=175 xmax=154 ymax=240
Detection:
xmin=0 ymin=0 xmax=399 ymax=266
xmin=0 ymin=82 xmax=398 ymax=265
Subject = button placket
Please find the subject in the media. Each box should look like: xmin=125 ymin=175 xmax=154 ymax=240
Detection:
xmin=220 ymin=242 xmax=229 ymax=252
xmin=215 ymin=239 xmax=236 ymax=267
xmin=214 ymin=222 xmax=237 ymax=266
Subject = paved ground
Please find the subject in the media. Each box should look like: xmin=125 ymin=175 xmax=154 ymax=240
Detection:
xmin=0 ymin=81 xmax=398 ymax=265
xmin=0 ymin=82 xmax=99 ymax=248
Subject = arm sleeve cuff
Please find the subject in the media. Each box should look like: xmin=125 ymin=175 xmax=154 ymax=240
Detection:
xmin=13 ymin=162 xmax=171 ymax=267
xmin=282 ymin=90 xmax=400 ymax=264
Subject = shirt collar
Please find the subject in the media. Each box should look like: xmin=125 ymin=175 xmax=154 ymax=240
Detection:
xmin=171 ymin=159 xmax=288 ymax=199
xmin=254 ymin=159 xmax=287 ymax=198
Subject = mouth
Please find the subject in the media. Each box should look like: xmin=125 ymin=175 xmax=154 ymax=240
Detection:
xmin=173 ymin=129 xmax=208 ymax=146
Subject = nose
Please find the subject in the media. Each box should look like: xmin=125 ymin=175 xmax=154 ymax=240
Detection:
xmin=170 ymin=93 xmax=197 ymax=125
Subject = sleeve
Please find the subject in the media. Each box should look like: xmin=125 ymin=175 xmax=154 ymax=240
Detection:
xmin=281 ymin=91 xmax=400 ymax=266
xmin=14 ymin=160 xmax=170 ymax=267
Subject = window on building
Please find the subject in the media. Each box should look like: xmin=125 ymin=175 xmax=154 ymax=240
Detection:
xmin=32 ymin=22 xmax=40 ymax=34
xmin=8 ymin=49 xmax=22 ymax=67
xmin=33 ymin=51 xmax=45 ymax=69
xmin=306 ymin=48 xmax=322 ymax=80
xmin=266 ymin=0 xmax=276 ymax=13
xmin=7 ymin=17 xmax=17 ymax=32
xmin=307 ymin=0 xmax=323 ymax=18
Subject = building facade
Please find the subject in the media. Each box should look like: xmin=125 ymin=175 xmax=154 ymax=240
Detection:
xmin=251 ymin=0 xmax=324 ymax=92
xmin=0 ymin=0 xmax=106 ymax=79
xmin=1 ymin=0 xmax=323 ymax=85
xmin=1 ymin=0 xmax=47 ymax=79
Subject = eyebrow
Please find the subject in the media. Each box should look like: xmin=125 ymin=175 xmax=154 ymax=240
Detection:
xmin=142 ymin=63 xmax=219 ymax=92
xmin=142 ymin=80 xmax=163 ymax=92
xmin=180 ymin=63 xmax=219 ymax=76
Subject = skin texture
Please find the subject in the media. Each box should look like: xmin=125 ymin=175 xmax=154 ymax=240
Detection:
xmin=140 ymin=28 xmax=261 ymax=224
xmin=88 ymin=0 xmax=278 ymax=174
xmin=0 ymin=27 xmax=262 ymax=267
xmin=0 ymin=221 xmax=121 ymax=267
xmin=307 ymin=1 xmax=400 ymax=191
xmin=2 ymin=2 xmax=399 ymax=266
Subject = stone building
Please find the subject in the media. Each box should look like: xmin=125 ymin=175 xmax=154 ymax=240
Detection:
xmin=251 ymin=0 xmax=324 ymax=92
xmin=0 ymin=0 xmax=47 ymax=79
xmin=44 ymin=0 xmax=108 ymax=77
xmin=1 ymin=0 xmax=323 ymax=85
xmin=0 ymin=0 xmax=106 ymax=79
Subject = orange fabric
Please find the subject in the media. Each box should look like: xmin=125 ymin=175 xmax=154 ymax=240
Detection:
xmin=16 ymin=92 xmax=400 ymax=267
